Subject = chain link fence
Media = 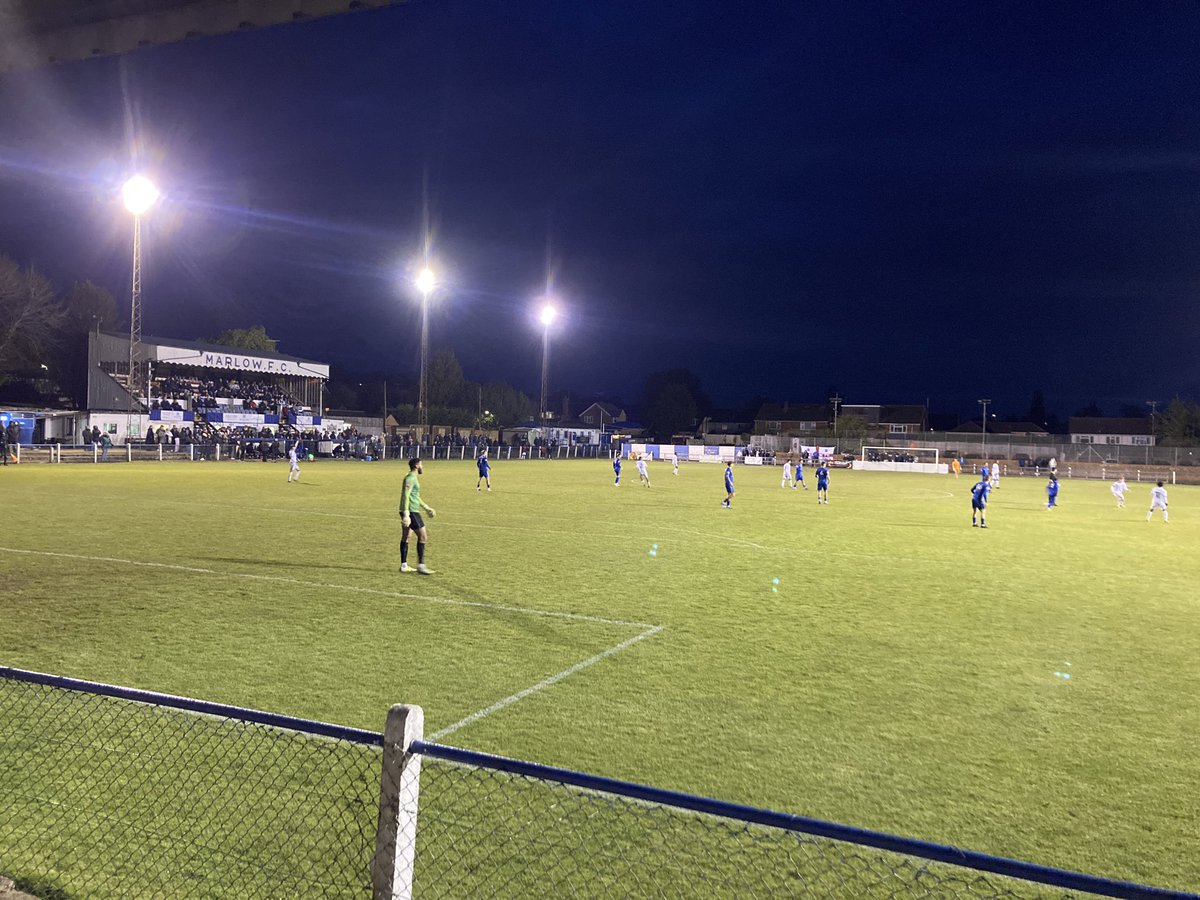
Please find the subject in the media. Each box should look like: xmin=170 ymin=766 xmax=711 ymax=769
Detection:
xmin=0 ymin=671 xmax=380 ymax=899
xmin=3 ymin=671 xmax=1195 ymax=899
xmin=411 ymin=755 xmax=1070 ymax=899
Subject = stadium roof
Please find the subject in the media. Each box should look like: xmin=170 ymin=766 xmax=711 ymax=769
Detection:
xmin=99 ymin=330 xmax=330 ymax=378
xmin=0 ymin=0 xmax=402 ymax=73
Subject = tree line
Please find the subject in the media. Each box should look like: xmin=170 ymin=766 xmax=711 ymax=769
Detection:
xmin=5 ymin=251 xmax=1198 ymax=439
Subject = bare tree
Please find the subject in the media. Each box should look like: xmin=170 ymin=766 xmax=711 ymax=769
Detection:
xmin=0 ymin=255 xmax=64 ymax=382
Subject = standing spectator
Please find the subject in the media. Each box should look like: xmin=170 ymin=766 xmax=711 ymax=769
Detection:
xmin=100 ymin=431 xmax=112 ymax=462
xmin=5 ymin=420 xmax=19 ymax=463
xmin=91 ymin=425 xmax=101 ymax=445
xmin=0 ymin=418 xmax=8 ymax=466
xmin=146 ymin=424 xmax=155 ymax=444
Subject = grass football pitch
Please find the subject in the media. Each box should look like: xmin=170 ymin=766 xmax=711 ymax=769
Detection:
xmin=1 ymin=458 xmax=1197 ymax=891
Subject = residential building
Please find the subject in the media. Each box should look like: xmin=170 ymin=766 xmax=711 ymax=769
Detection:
xmin=1068 ymin=417 xmax=1155 ymax=447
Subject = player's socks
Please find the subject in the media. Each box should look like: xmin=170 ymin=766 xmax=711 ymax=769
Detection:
xmin=400 ymin=543 xmax=408 ymax=566
xmin=417 ymin=543 xmax=426 ymax=564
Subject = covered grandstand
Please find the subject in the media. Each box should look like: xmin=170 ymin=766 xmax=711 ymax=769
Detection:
xmin=86 ymin=330 xmax=329 ymax=442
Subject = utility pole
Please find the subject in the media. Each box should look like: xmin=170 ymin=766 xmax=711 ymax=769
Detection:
xmin=829 ymin=393 xmax=843 ymax=440
xmin=978 ymin=399 xmax=991 ymax=461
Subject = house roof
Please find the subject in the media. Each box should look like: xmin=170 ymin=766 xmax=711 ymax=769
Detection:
xmin=1068 ymin=416 xmax=1154 ymax=436
xmin=876 ymin=405 xmax=927 ymax=424
xmin=950 ymin=420 xmax=1049 ymax=435
xmin=755 ymin=402 xmax=829 ymax=421
xmin=580 ymin=401 xmax=625 ymax=417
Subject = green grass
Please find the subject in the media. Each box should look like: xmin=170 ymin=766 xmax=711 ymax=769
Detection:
xmin=1 ymin=458 xmax=1198 ymax=892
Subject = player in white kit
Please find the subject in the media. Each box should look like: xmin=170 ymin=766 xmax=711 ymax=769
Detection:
xmin=636 ymin=454 xmax=651 ymax=487
xmin=1111 ymin=476 xmax=1129 ymax=508
xmin=780 ymin=459 xmax=794 ymax=489
xmin=287 ymin=443 xmax=301 ymax=483
xmin=1147 ymin=481 xmax=1168 ymax=522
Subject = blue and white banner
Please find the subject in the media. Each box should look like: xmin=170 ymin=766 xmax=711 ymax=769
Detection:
xmin=149 ymin=409 xmax=194 ymax=422
xmin=621 ymin=443 xmax=743 ymax=463
xmin=205 ymin=412 xmax=280 ymax=426
xmin=0 ymin=412 xmax=34 ymax=444
xmin=288 ymin=413 xmax=322 ymax=427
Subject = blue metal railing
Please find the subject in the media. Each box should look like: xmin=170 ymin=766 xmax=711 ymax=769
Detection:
xmin=411 ymin=740 xmax=1197 ymax=899
xmin=2 ymin=665 xmax=1195 ymax=899
xmin=0 ymin=665 xmax=382 ymax=747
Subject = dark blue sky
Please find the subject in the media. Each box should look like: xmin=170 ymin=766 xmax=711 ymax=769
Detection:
xmin=1 ymin=1 xmax=1198 ymax=418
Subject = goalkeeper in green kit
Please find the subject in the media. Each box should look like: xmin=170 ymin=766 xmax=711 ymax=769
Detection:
xmin=400 ymin=458 xmax=436 ymax=575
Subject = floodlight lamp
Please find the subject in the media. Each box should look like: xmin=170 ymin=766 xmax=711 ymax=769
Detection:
xmin=416 ymin=267 xmax=436 ymax=295
xmin=539 ymin=304 xmax=557 ymax=327
xmin=122 ymin=176 xmax=159 ymax=215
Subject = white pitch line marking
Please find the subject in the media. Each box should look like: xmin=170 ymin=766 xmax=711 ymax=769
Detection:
xmin=1 ymin=545 xmax=666 ymax=738
xmin=0 ymin=546 xmax=655 ymax=629
xmin=430 ymin=625 xmax=664 ymax=741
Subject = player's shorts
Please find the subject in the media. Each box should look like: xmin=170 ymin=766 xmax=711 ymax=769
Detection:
xmin=1150 ymin=500 xmax=1167 ymax=510
xmin=478 ymin=467 xmax=489 ymax=476
xmin=972 ymin=500 xmax=986 ymax=510
xmin=816 ymin=480 xmax=828 ymax=490
xmin=405 ymin=512 xmax=425 ymax=532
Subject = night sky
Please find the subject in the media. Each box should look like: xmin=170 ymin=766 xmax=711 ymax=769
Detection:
xmin=1 ymin=1 xmax=1198 ymax=419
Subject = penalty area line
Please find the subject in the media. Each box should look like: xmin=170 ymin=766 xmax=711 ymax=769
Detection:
xmin=429 ymin=625 xmax=664 ymax=741
xmin=2 ymin=544 xmax=667 ymax=742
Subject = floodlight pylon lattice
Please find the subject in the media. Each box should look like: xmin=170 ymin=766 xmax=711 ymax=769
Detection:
xmin=126 ymin=213 xmax=145 ymax=434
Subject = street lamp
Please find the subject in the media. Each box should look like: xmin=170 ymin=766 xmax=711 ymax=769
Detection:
xmin=538 ymin=302 xmax=557 ymax=428
xmin=978 ymin=398 xmax=991 ymax=462
xmin=123 ymin=175 xmax=159 ymax=441
xmin=415 ymin=266 xmax=436 ymax=434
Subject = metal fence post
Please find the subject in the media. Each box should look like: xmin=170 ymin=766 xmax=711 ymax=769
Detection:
xmin=372 ymin=704 xmax=425 ymax=900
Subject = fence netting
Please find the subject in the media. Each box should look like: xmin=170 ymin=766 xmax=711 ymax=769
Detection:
xmin=410 ymin=757 xmax=1077 ymax=899
xmin=0 ymin=677 xmax=379 ymax=899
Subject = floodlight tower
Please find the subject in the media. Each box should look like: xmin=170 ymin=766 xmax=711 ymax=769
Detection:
xmin=415 ymin=267 xmax=436 ymax=433
xmin=122 ymin=175 xmax=159 ymax=439
xmin=539 ymin=302 xmax=557 ymax=427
